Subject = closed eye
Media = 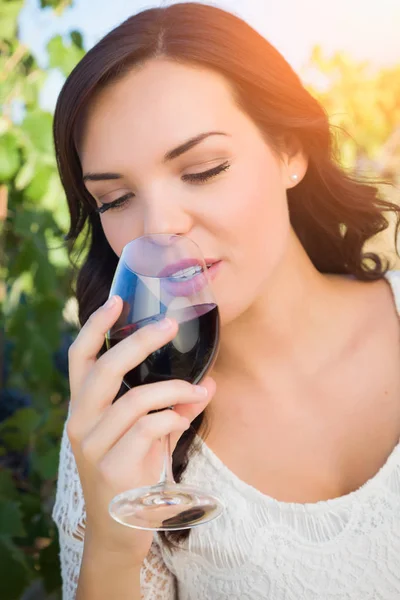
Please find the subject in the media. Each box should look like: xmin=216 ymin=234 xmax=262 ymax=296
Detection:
xmin=95 ymin=192 xmax=134 ymax=214
xmin=182 ymin=160 xmax=230 ymax=183
xmin=95 ymin=161 xmax=231 ymax=214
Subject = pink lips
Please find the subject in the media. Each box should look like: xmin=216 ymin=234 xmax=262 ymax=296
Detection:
xmin=158 ymin=259 xmax=221 ymax=297
xmin=158 ymin=258 xmax=206 ymax=279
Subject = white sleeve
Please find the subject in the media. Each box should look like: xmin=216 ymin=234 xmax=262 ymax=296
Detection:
xmin=52 ymin=419 xmax=177 ymax=599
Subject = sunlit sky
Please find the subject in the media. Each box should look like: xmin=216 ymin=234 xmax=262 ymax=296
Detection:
xmin=19 ymin=0 xmax=400 ymax=112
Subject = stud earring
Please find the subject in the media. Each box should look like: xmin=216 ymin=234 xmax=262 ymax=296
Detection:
xmin=290 ymin=174 xmax=299 ymax=182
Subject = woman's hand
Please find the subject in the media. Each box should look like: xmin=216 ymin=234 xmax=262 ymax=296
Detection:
xmin=67 ymin=295 xmax=215 ymax=566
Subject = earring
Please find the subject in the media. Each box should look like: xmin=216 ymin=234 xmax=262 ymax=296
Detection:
xmin=290 ymin=174 xmax=299 ymax=182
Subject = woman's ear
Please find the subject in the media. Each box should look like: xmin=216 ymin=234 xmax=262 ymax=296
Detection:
xmin=279 ymin=133 xmax=308 ymax=189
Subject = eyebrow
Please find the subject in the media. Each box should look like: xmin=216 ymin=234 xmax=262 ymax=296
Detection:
xmin=82 ymin=131 xmax=229 ymax=182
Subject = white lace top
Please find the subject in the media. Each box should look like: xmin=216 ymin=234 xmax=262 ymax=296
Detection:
xmin=53 ymin=271 xmax=400 ymax=600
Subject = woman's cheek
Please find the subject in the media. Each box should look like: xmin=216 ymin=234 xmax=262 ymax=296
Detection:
xmin=231 ymin=177 xmax=291 ymax=292
xmin=101 ymin=213 xmax=140 ymax=256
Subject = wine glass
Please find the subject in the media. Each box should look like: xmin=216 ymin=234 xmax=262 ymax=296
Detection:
xmin=106 ymin=234 xmax=224 ymax=531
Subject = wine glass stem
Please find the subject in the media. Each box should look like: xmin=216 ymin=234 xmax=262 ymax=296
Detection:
xmin=158 ymin=434 xmax=175 ymax=486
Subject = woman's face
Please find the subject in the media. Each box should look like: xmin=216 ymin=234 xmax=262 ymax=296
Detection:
xmin=80 ymin=58 xmax=306 ymax=325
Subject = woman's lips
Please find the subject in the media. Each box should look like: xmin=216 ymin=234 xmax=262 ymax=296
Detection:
xmin=158 ymin=258 xmax=219 ymax=279
xmin=157 ymin=259 xmax=221 ymax=297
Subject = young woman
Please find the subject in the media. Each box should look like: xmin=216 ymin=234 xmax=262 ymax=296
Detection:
xmin=52 ymin=3 xmax=400 ymax=599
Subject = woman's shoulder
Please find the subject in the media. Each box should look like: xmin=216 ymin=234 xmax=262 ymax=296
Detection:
xmin=353 ymin=269 xmax=400 ymax=325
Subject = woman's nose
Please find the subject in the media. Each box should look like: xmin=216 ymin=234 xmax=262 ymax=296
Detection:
xmin=142 ymin=198 xmax=193 ymax=238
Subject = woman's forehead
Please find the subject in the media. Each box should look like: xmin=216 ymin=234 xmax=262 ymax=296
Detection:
xmin=79 ymin=59 xmax=242 ymax=166
xmin=85 ymin=59 xmax=236 ymax=128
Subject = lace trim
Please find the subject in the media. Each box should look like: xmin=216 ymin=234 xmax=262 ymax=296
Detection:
xmin=194 ymin=436 xmax=400 ymax=513
xmin=164 ymin=452 xmax=400 ymax=597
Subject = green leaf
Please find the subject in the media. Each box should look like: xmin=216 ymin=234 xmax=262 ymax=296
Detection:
xmin=21 ymin=500 xmax=52 ymax=541
xmin=12 ymin=206 xmax=58 ymax=239
xmin=0 ymin=500 xmax=26 ymax=537
xmin=9 ymin=238 xmax=36 ymax=276
xmin=46 ymin=232 xmax=70 ymax=269
xmin=0 ymin=536 xmax=32 ymax=599
xmin=25 ymin=164 xmax=55 ymax=203
xmin=13 ymin=208 xmax=35 ymax=237
xmin=32 ymin=236 xmax=58 ymax=294
xmin=41 ymin=0 xmax=72 ymax=9
xmin=0 ymin=470 xmax=19 ymax=501
xmin=32 ymin=446 xmax=60 ymax=479
xmin=18 ymin=494 xmax=41 ymax=529
xmin=71 ymin=30 xmax=84 ymax=50
xmin=0 ymin=1 xmax=24 ymax=40
xmin=15 ymin=156 xmax=36 ymax=190
xmin=47 ymin=34 xmax=85 ymax=77
xmin=0 ymin=117 xmax=9 ymax=135
xmin=39 ymin=535 xmax=62 ymax=593
xmin=40 ymin=406 xmax=65 ymax=437
xmin=0 ymin=408 xmax=41 ymax=451
xmin=27 ymin=332 xmax=55 ymax=381
xmin=21 ymin=110 xmax=53 ymax=155
xmin=31 ymin=297 xmax=64 ymax=348
xmin=22 ymin=70 xmax=46 ymax=108
xmin=0 ymin=132 xmax=20 ymax=181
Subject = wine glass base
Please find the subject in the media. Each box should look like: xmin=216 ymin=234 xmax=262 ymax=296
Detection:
xmin=109 ymin=483 xmax=224 ymax=531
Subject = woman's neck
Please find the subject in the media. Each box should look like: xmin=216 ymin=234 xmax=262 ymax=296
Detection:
xmin=213 ymin=234 xmax=356 ymax=385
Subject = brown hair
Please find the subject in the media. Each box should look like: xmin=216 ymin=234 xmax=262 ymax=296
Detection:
xmin=53 ymin=2 xmax=400 ymax=549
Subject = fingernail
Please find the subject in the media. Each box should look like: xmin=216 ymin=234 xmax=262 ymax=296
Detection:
xmin=156 ymin=318 xmax=173 ymax=330
xmin=104 ymin=296 xmax=117 ymax=310
xmin=193 ymin=385 xmax=208 ymax=397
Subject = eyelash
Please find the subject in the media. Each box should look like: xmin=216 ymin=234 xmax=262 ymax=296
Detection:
xmin=96 ymin=192 xmax=133 ymax=214
xmin=95 ymin=161 xmax=231 ymax=214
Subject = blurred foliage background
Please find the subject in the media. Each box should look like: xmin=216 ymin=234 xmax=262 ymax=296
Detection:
xmin=0 ymin=0 xmax=399 ymax=598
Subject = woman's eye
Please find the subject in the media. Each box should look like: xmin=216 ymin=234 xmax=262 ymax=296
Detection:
xmin=182 ymin=161 xmax=230 ymax=183
xmin=94 ymin=161 xmax=230 ymax=214
xmin=95 ymin=192 xmax=134 ymax=214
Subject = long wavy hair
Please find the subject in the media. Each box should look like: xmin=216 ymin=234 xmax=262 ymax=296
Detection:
xmin=53 ymin=2 xmax=399 ymax=549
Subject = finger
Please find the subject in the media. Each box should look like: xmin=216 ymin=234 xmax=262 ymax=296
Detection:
xmin=169 ymin=377 xmax=216 ymax=449
xmin=76 ymin=380 xmax=210 ymax=458
xmin=69 ymin=296 xmax=123 ymax=401
xmin=172 ymin=376 xmax=216 ymax=422
xmin=97 ymin=410 xmax=190 ymax=489
xmin=73 ymin=318 xmax=179 ymax=420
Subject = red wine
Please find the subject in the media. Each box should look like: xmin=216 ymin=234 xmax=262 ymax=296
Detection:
xmin=107 ymin=303 xmax=219 ymax=387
